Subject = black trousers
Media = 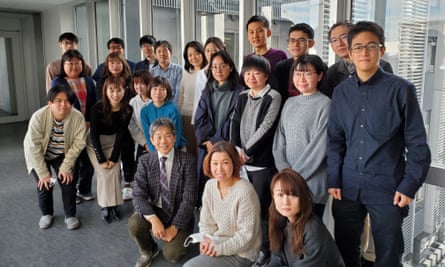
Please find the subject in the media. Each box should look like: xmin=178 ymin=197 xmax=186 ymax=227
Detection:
xmin=31 ymin=156 xmax=77 ymax=217
xmin=247 ymin=167 xmax=275 ymax=254
xmin=75 ymin=148 xmax=94 ymax=194
xmin=332 ymin=198 xmax=407 ymax=267
xmin=121 ymin=129 xmax=136 ymax=183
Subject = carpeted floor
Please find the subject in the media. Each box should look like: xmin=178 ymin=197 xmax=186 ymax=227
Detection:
xmin=0 ymin=121 xmax=199 ymax=267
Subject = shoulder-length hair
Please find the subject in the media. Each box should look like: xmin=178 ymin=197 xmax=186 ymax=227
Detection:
xmin=205 ymin=50 xmax=240 ymax=91
xmin=147 ymin=76 xmax=173 ymax=102
xmin=101 ymin=76 xmax=132 ymax=125
xmin=59 ymin=49 xmax=86 ymax=78
xmin=269 ymin=168 xmax=313 ymax=255
xmin=101 ymin=52 xmax=132 ymax=81
xmin=202 ymin=141 xmax=241 ymax=179
xmin=183 ymin=41 xmax=207 ymax=73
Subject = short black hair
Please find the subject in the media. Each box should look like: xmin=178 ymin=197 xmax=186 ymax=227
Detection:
xmin=328 ymin=21 xmax=353 ymax=40
xmin=154 ymin=40 xmax=172 ymax=53
xmin=107 ymin=37 xmax=125 ymax=49
xmin=58 ymin=32 xmax=78 ymax=43
xmin=139 ymin=35 xmax=156 ymax=47
xmin=246 ymin=15 xmax=270 ymax=30
xmin=241 ymin=55 xmax=271 ymax=77
xmin=47 ymin=84 xmax=76 ymax=105
xmin=288 ymin=23 xmax=314 ymax=40
xmin=348 ymin=21 xmax=385 ymax=48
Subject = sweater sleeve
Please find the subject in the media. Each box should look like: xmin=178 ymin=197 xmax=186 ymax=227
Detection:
xmin=244 ymin=92 xmax=281 ymax=156
xmin=291 ymin=103 xmax=330 ymax=181
xmin=198 ymin=182 xmax=219 ymax=235
xmin=110 ymin=109 xmax=133 ymax=162
xmin=272 ymin=104 xmax=291 ymax=170
xmin=212 ymin=183 xmax=261 ymax=256
xmin=89 ymin=103 xmax=107 ymax=163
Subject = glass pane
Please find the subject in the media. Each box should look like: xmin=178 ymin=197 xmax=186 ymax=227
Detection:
xmin=195 ymin=0 xmax=240 ymax=68
xmin=352 ymin=1 xmax=445 ymax=265
xmin=124 ymin=0 xmax=140 ymax=62
xmin=256 ymin=0 xmax=337 ymax=63
xmin=0 ymin=37 xmax=17 ymax=117
xmin=152 ymin=0 xmax=181 ymax=64
xmin=95 ymin=0 xmax=110 ymax=62
xmin=75 ymin=4 xmax=89 ymax=61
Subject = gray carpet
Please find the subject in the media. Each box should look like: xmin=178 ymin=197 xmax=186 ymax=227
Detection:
xmin=0 ymin=122 xmax=199 ymax=267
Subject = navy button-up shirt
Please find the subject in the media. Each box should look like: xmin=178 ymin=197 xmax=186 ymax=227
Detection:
xmin=327 ymin=68 xmax=431 ymax=204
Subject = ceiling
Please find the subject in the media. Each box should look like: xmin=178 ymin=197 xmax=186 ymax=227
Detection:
xmin=0 ymin=0 xmax=73 ymax=12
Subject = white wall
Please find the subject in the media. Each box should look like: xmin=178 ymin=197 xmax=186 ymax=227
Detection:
xmin=41 ymin=3 xmax=76 ymax=66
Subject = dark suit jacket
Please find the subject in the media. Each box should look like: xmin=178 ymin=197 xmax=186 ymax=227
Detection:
xmin=132 ymin=149 xmax=197 ymax=231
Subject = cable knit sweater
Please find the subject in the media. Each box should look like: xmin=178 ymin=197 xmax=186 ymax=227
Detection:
xmin=199 ymin=178 xmax=261 ymax=262
xmin=273 ymin=91 xmax=331 ymax=204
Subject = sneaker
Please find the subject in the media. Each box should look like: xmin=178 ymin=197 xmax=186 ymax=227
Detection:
xmin=76 ymin=196 xmax=82 ymax=205
xmin=122 ymin=187 xmax=133 ymax=201
xmin=254 ymin=251 xmax=270 ymax=266
xmin=77 ymin=192 xmax=95 ymax=201
xmin=135 ymin=246 xmax=159 ymax=267
xmin=64 ymin=216 xmax=80 ymax=230
xmin=39 ymin=215 xmax=53 ymax=229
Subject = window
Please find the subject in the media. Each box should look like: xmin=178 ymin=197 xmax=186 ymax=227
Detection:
xmin=95 ymin=0 xmax=110 ymax=62
xmin=152 ymin=0 xmax=181 ymax=63
xmin=123 ymin=0 xmax=140 ymax=62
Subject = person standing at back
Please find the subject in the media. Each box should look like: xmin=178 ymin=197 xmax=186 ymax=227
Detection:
xmin=274 ymin=23 xmax=315 ymax=102
xmin=46 ymin=32 xmax=92 ymax=92
xmin=327 ymin=21 xmax=431 ymax=267
xmin=245 ymin=15 xmax=287 ymax=93
xmin=321 ymin=21 xmax=393 ymax=98
xmin=135 ymin=35 xmax=157 ymax=71
xmin=93 ymin=37 xmax=136 ymax=82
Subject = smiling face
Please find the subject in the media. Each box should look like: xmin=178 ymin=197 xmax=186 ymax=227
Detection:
xmin=292 ymin=63 xmax=322 ymax=96
xmin=155 ymin=45 xmax=171 ymax=67
xmin=210 ymin=151 xmax=234 ymax=183
xmin=150 ymin=125 xmax=176 ymax=155
xmin=150 ymin=85 xmax=168 ymax=106
xmin=133 ymin=78 xmax=149 ymax=99
xmin=273 ymin=181 xmax=300 ymax=222
xmin=210 ymin=56 xmax=232 ymax=85
xmin=349 ymin=31 xmax=385 ymax=79
xmin=63 ymin=57 xmax=83 ymax=79
xmin=287 ymin=30 xmax=314 ymax=59
xmin=108 ymin=58 xmax=124 ymax=76
xmin=247 ymin=21 xmax=271 ymax=50
xmin=244 ymin=68 xmax=268 ymax=92
xmin=187 ymin=46 xmax=204 ymax=70
xmin=141 ymin=43 xmax=154 ymax=59
xmin=48 ymin=92 xmax=72 ymax=121
xmin=204 ymin=42 xmax=220 ymax=63
xmin=106 ymin=83 xmax=125 ymax=108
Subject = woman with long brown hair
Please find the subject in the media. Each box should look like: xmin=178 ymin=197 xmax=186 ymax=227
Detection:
xmin=268 ymin=168 xmax=344 ymax=266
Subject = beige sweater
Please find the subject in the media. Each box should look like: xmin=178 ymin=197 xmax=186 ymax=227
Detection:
xmin=199 ymin=178 xmax=262 ymax=262
xmin=24 ymin=106 xmax=86 ymax=179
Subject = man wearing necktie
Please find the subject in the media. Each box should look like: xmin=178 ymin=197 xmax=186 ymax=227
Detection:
xmin=128 ymin=118 xmax=197 ymax=266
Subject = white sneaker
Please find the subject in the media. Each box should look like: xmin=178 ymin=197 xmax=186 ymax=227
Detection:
xmin=64 ymin=216 xmax=80 ymax=230
xmin=122 ymin=187 xmax=133 ymax=201
xmin=39 ymin=215 xmax=53 ymax=229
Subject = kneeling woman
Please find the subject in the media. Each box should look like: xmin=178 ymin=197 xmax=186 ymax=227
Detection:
xmin=184 ymin=141 xmax=261 ymax=267
xmin=268 ymin=168 xmax=345 ymax=267
xmin=87 ymin=76 xmax=133 ymax=223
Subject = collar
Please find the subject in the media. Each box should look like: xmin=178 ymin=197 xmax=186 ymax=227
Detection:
xmin=249 ymin=84 xmax=270 ymax=98
xmin=157 ymin=148 xmax=175 ymax=160
xmin=353 ymin=67 xmax=384 ymax=86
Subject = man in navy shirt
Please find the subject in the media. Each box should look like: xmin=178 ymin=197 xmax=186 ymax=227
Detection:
xmin=327 ymin=21 xmax=431 ymax=267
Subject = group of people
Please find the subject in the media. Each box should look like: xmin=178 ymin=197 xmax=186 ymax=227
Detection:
xmin=23 ymin=14 xmax=431 ymax=267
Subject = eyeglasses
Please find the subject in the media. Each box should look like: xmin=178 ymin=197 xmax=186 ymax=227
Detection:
xmin=287 ymin=38 xmax=311 ymax=45
xmin=350 ymin=43 xmax=383 ymax=53
xmin=211 ymin=64 xmax=229 ymax=71
xmin=293 ymin=71 xmax=317 ymax=79
xmin=64 ymin=62 xmax=82 ymax=68
xmin=329 ymin=34 xmax=348 ymax=44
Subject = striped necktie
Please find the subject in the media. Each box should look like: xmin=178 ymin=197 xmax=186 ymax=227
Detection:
xmin=160 ymin=156 xmax=171 ymax=214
